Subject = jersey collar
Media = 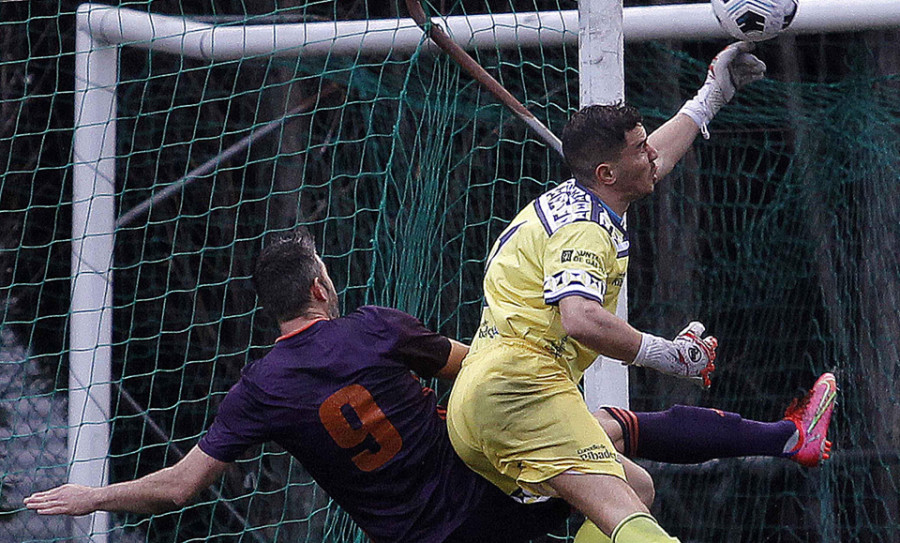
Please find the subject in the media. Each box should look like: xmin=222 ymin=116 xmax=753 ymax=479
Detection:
xmin=276 ymin=317 xmax=328 ymax=343
xmin=571 ymin=179 xmax=626 ymax=231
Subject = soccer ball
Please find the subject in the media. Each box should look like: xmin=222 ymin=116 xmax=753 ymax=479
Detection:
xmin=711 ymin=0 xmax=799 ymax=42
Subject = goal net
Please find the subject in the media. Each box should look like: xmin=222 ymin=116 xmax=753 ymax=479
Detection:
xmin=1 ymin=2 xmax=898 ymax=542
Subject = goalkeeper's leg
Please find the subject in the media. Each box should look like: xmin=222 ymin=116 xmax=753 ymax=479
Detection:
xmin=548 ymin=472 xmax=680 ymax=543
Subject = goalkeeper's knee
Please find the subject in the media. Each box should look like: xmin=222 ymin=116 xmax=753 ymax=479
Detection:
xmin=575 ymin=514 xmax=679 ymax=543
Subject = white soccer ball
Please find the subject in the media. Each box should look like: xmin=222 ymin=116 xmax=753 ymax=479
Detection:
xmin=711 ymin=0 xmax=799 ymax=42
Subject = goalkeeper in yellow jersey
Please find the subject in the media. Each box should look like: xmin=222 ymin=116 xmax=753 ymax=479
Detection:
xmin=447 ymin=43 xmax=771 ymax=543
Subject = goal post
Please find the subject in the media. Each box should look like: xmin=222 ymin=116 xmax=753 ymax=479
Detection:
xmin=578 ymin=0 xmax=629 ymax=412
xmin=69 ymin=11 xmax=117 ymax=540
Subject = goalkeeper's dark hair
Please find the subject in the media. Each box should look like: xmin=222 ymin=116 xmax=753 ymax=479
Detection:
xmin=253 ymin=226 xmax=323 ymax=323
xmin=561 ymin=103 xmax=643 ymax=186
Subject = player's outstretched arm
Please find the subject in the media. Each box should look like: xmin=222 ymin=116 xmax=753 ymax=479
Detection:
xmin=649 ymin=42 xmax=766 ymax=177
xmin=24 ymin=445 xmax=227 ymax=516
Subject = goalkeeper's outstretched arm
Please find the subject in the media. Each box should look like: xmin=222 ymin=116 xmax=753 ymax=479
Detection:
xmin=650 ymin=41 xmax=766 ymax=178
xmin=24 ymin=445 xmax=227 ymax=516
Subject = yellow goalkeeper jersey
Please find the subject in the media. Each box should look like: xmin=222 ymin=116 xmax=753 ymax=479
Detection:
xmin=469 ymin=179 xmax=629 ymax=383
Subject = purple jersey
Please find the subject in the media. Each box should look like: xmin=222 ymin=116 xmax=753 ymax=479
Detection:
xmin=198 ymin=306 xmax=486 ymax=542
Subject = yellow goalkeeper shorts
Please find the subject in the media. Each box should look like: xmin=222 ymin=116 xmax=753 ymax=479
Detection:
xmin=446 ymin=339 xmax=626 ymax=499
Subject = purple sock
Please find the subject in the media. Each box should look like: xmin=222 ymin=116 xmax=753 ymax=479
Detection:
xmin=603 ymin=405 xmax=797 ymax=464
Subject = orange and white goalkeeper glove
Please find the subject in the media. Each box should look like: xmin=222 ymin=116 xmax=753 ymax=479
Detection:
xmin=631 ymin=321 xmax=718 ymax=388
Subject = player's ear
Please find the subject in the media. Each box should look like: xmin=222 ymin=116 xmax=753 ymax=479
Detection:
xmin=310 ymin=277 xmax=329 ymax=302
xmin=595 ymin=162 xmax=616 ymax=186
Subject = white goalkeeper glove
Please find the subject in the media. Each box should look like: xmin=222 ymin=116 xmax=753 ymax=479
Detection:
xmin=631 ymin=321 xmax=718 ymax=388
xmin=679 ymin=42 xmax=767 ymax=139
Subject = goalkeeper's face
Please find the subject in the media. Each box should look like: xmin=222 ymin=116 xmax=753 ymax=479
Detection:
xmin=610 ymin=124 xmax=659 ymax=201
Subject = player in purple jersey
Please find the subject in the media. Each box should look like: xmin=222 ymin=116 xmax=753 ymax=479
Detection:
xmin=25 ymin=227 xmax=836 ymax=542
xmin=24 ymin=226 xmax=570 ymax=543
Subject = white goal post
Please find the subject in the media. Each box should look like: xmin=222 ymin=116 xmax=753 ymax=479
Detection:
xmin=71 ymin=1 xmax=900 ymax=540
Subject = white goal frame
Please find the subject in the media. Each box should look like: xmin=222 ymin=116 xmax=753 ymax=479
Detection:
xmin=71 ymin=1 xmax=900 ymax=540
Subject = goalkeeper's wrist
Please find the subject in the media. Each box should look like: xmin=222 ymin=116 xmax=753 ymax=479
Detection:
xmin=678 ymin=98 xmax=713 ymax=140
xmin=630 ymin=332 xmax=673 ymax=371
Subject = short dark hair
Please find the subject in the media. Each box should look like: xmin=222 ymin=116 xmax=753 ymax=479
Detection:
xmin=561 ymin=103 xmax=643 ymax=185
xmin=253 ymin=226 xmax=323 ymax=323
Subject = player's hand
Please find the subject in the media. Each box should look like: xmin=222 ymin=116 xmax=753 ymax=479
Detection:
xmin=708 ymin=42 xmax=767 ymax=103
xmin=672 ymin=321 xmax=718 ymax=388
xmin=631 ymin=322 xmax=718 ymax=388
xmin=679 ymin=41 xmax=766 ymax=138
xmin=24 ymin=484 xmax=98 ymax=516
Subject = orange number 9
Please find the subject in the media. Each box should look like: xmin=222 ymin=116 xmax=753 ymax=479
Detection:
xmin=318 ymin=384 xmax=403 ymax=472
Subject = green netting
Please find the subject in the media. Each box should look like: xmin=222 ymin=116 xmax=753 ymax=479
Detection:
xmin=1 ymin=1 xmax=899 ymax=542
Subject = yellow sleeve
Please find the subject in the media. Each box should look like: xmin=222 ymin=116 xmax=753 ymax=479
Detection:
xmin=542 ymin=221 xmax=616 ymax=305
